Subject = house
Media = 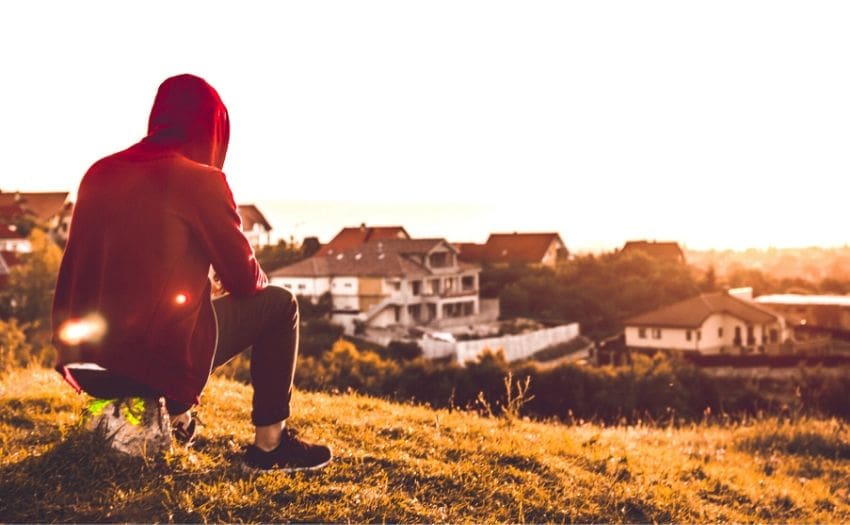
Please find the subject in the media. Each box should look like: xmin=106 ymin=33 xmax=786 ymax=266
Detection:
xmin=316 ymin=224 xmax=410 ymax=256
xmin=621 ymin=240 xmax=686 ymax=264
xmin=755 ymin=294 xmax=850 ymax=340
xmin=0 ymin=251 xmax=18 ymax=287
xmin=0 ymin=191 xmax=72 ymax=243
xmin=237 ymin=204 xmax=273 ymax=250
xmin=457 ymin=232 xmax=569 ymax=268
xmin=0 ymin=224 xmax=30 ymax=253
xmin=269 ymin=237 xmax=483 ymax=333
xmin=624 ymin=289 xmax=789 ymax=355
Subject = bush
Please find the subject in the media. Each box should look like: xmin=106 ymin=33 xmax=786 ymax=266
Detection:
xmin=0 ymin=319 xmax=32 ymax=371
xmin=385 ymin=341 xmax=422 ymax=361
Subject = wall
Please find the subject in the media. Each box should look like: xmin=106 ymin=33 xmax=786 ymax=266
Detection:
xmin=270 ymin=276 xmax=329 ymax=298
xmin=455 ymin=323 xmax=580 ymax=364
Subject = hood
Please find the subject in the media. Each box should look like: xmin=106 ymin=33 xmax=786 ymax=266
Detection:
xmin=144 ymin=74 xmax=230 ymax=169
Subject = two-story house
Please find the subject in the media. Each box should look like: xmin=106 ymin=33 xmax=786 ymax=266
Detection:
xmin=269 ymin=238 xmax=482 ymax=334
xmin=624 ymin=289 xmax=790 ymax=355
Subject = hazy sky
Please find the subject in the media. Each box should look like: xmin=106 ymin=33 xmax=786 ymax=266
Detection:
xmin=2 ymin=2 xmax=850 ymax=251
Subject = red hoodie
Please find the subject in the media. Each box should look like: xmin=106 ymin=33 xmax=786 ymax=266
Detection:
xmin=52 ymin=74 xmax=267 ymax=405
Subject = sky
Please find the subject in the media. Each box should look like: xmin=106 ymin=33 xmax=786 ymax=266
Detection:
xmin=2 ymin=1 xmax=850 ymax=252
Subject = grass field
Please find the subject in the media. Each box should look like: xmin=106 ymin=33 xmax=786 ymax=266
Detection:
xmin=1 ymin=366 xmax=849 ymax=523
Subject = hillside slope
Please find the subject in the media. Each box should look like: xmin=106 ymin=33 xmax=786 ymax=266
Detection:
xmin=1 ymin=367 xmax=849 ymax=523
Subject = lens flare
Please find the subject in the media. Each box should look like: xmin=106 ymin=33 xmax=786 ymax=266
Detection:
xmin=175 ymin=293 xmax=188 ymax=305
xmin=58 ymin=314 xmax=107 ymax=346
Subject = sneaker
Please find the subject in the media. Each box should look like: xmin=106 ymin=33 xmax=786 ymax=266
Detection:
xmin=244 ymin=427 xmax=332 ymax=472
xmin=172 ymin=417 xmax=197 ymax=447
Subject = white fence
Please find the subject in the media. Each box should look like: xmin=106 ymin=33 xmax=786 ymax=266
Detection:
xmin=420 ymin=323 xmax=581 ymax=364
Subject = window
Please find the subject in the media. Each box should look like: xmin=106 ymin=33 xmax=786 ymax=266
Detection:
xmin=651 ymin=328 xmax=662 ymax=339
xmin=428 ymin=252 xmax=449 ymax=268
xmin=390 ymin=281 xmax=402 ymax=291
xmin=411 ymin=281 xmax=422 ymax=296
xmin=697 ymin=330 xmax=702 ymax=341
xmin=462 ymin=276 xmax=475 ymax=290
xmin=686 ymin=330 xmax=692 ymax=341
xmin=297 ymin=284 xmax=306 ymax=291
xmin=638 ymin=328 xmax=647 ymax=339
xmin=344 ymin=282 xmax=352 ymax=288
xmin=770 ymin=329 xmax=779 ymax=343
xmin=430 ymin=279 xmax=441 ymax=294
xmin=718 ymin=327 xmax=724 ymax=338
xmin=444 ymin=278 xmax=455 ymax=293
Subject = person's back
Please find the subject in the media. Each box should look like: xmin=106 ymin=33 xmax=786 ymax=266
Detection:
xmin=52 ymin=74 xmax=330 ymax=470
xmin=53 ymin=74 xmax=264 ymax=406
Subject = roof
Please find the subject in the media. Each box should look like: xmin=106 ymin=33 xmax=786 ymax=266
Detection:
xmin=317 ymin=225 xmax=410 ymax=256
xmin=271 ymin=237 xmax=476 ymax=279
xmin=0 ymin=192 xmax=69 ymax=223
xmin=0 ymin=224 xmax=25 ymax=240
xmin=271 ymin=245 xmax=430 ymax=279
xmin=472 ymin=232 xmax=566 ymax=265
xmin=756 ymin=294 xmax=850 ymax=308
xmin=237 ymin=204 xmax=272 ymax=232
xmin=621 ymin=240 xmax=685 ymax=263
xmin=455 ymin=242 xmax=486 ymax=263
xmin=624 ymin=292 xmax=779 ymax=329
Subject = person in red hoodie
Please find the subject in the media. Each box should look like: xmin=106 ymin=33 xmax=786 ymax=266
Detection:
xmin=52 ymin=74 xmax=331 ymax=471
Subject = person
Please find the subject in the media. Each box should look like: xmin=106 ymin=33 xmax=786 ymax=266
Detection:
xmin=51 ymin=74 xmax=331 ymax=471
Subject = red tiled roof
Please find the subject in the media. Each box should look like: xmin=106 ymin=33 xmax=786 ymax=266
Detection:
xmin=0 ymin=224 xmax=25 ymax=240
xmin=317 ymin=225 xmax=410 ymax=256
xmin=0 ymin=192 xmax=69 ymax=223
xmin=455 ymin=242 xmax=486 ymax=263
xmin=621 ymin=240 xmax=685 ymax=263
xmin=478 ymin=232 xmax=567 ymax=265
xmin=624 ymin=292 xmax=779 ymax=329
xmin=272 ymin=237 xmax=476 ymax=279
xmin=237 ymin=204 xmax=272 ymax=232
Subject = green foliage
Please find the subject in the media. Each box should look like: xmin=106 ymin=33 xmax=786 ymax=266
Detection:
xmin=255 ymin=239 xmax=303 ymax=273
xmin=0 ymin=318 xmax=31 ymax=370
xmin=485 ymin=251 xmax=701 ymax=338
xmin=385 ymin=340 xmax=422 ymax=361
xmin=0 ymin=229 xmax=63 ymax=325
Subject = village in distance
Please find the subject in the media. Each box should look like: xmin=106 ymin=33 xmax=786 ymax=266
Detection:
xmin=3 ymin=189 xmax=850 ymax=376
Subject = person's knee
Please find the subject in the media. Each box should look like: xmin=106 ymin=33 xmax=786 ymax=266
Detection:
xmin=265 ymin=285 xmax=298 ymax=320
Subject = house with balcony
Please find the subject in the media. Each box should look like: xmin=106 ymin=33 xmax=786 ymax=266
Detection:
xmin=624 ymin=289 xmax=790 ymax=355
xmin=269 ymin=237 xmax=484 ymax=334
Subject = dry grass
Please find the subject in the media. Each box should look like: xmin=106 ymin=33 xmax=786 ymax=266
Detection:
xmin=1 ymin=366 xmax=849 ymax=523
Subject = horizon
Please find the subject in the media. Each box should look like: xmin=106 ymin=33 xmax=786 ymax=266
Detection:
xmin=4 ymin=2 xmax=850 ymax=252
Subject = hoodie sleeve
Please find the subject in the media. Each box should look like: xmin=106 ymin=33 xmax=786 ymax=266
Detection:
xmin=193 ymin=169 xmax=268 ymax=296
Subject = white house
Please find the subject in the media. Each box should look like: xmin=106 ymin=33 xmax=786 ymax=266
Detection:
xmin=270 ymin=238 xmax=484 ymax=333
xmin=237 ymin=204 xmax=273 ymax=250
xmin=624 ymin=289 xmax=790 ymax=355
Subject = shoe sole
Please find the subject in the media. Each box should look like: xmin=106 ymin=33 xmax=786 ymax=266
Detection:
xmin=241 ymin=455 xmax=332 ymax=474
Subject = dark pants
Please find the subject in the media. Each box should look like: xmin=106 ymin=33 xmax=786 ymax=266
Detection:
xmin=211 ymin=285 xmax=300 ymax=426
xmin=69 ymin=286 xmax=299 ymax=427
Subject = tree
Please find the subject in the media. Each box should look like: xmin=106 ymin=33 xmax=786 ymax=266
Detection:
xmin=255 ymin=240 xmax=303 ymax=273
xmin=0 ymin=229 xmax=63 ymax=325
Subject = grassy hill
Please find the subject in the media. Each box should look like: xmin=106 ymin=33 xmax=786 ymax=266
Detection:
xmin=1 ymin=367 xmax=849 ymax=523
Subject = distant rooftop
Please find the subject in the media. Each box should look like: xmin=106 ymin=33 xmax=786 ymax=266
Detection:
xmin=756 ymin=294 xmax=850 ymax=308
